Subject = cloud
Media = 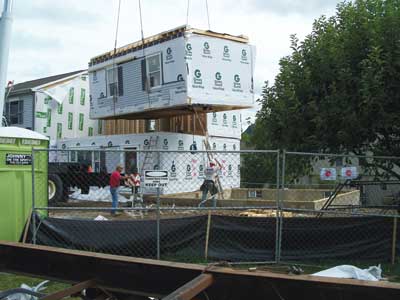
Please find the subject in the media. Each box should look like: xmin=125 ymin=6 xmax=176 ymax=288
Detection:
xmin=245 ymin=0 xmax=339 ymax=16
xmin=6 ymin=0 xmax=340 ymax=94
xmin=14 ymin=0 xmax=99 ymax=25
xmin=11 ymin=31 xmax=62 ymax=50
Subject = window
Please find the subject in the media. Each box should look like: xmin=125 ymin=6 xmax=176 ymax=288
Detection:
xmin=68 ymin=87 xmax=74 ymax=104
xmin=146 ymin=54 xmax=162 ymax=88
xmin=107 ymin=68 xmax=118 ymax=96
xmin=80 ymin=88 xmax=86 ymax=105
xmin=70 ymin=151 xmax=77 ymax=162
xmin=92 ymin=71 xmax=97 ymax=82
xmin=6 ymin=100 xmax=23 ymax=125
xmin=106 ymin=66 xmax=123 ymax=96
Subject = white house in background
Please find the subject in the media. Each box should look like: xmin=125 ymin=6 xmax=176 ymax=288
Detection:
xmin=4 ymin=70 xmax=101 ymax=144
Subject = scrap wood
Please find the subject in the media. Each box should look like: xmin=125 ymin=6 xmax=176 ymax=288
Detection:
xmin=239 ymin=209 xmax=294 ymax=218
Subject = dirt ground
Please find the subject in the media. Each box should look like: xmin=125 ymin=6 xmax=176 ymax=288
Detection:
xmin=46 ymin=198 xmax=398 ymax=220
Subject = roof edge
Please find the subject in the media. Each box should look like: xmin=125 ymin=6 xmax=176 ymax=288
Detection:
xmin=89 ymin=26 xmax=249 ymax=67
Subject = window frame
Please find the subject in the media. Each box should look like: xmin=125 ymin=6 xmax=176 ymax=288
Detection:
xmin=106 ymin=67 xmax=118 ymax=97
xmin=146 ymin=53 xmax=162 ymax=89
xmin=7 ymin=99 xmax=24 ymax=125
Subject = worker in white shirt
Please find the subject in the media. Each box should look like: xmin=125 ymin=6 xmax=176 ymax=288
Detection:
xmin=125 ymin=168 xmax=141 ymax=202
xmin=199 ymin=159 xmax=221 ymax=207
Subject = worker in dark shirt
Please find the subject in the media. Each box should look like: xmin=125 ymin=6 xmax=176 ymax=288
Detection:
xmin=110 ymin=164 xmax=127 ymax=216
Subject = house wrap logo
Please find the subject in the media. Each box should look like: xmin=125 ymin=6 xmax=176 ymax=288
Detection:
xmin=223 ymin=113 xmax=228 ymax=127
xmin=162 ymin=138 xmax=169 ymax=150
xmin=202 ymin=41 xmax=212 ymax=58
xmin=223 ymin=143 xmax=227 ymax=151
xmin=241 ymin=49 xmax=249 ymax=64
xmin=232 ymin=115 xmax=238 ymax=128
xmin=233 ymin=74 xmax=243 ymax=92
xmin=192 ymin=69 xmax=204 ymax=88
xmin=185 ymin=164 xmax=192 ymax=179
xmin=212 ymin=142 xmax=217 ymax=150
xmin=185 ymin=43 xmax=192 ymax=59
xmin=228 ymin=164 xmax=233 ymax=177
xmin=144 ymin=139 xmax=150 ymax=147
xmin=213 ymin=72 xmax=224 ymax=91
xmin=199 ymin=164 xmax=204 ymax=178
xmin=170 ymin=161 xmax=177 ymax=179
xmin=165 ymin=47 xmax=174 ymax=64
xmin=177 ymin=74 xmax=184 ymax=81
xmin=203 ymin=42 xmax=210 ymax=54
xmin=178 ymin=139 xmax=184 ymax=150
xmin=212 ymin=112 xmax=218 ymax=125
xmin=233 ymin=144 xmax=237 ymax=150
xmin=222 ymin=45 xmax=231 ymax=61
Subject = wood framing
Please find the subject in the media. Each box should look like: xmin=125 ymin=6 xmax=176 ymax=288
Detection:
xmin=104 ymin=112 xmax=207 ymax=136
xmin=161 ymin=274 xmax=214 ymax=300
xmin=1 ymin=242 xmax=400 ymax=300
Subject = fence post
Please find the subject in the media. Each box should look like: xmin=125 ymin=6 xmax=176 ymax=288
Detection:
xmin=277 ymin=150 xmax=286 ymax=263
xmin=275 ymin=150 xmax=281 ymax=263
xmin=392 ymin=216 xmax=398 ymax=265
xmin=31 ymin=149 xmax=36 ymax=244
xmin=204 ymin=210 xmax=212 ymax=261
xmin=156 ymin=185 xmax=161 ymax=260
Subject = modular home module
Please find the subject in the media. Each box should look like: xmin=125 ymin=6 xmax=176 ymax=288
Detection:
xmin=88 ymin=26 xmax=256 ymax=120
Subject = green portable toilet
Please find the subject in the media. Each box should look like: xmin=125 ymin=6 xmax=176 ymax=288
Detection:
xmin=0 ymin=127 xmax=49 ymax=242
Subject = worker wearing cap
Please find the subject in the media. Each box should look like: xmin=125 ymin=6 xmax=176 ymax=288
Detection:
xmin=109 ymin=164 xmax=127 ymax=216
xmin=199 ymin=159 xmax=221 ymax=207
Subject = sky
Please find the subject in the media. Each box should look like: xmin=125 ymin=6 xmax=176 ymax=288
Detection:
xmin=4 ymin=0 xmax=341 ymax=121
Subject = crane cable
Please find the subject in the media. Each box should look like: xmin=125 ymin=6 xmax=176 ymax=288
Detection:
xmin=186 ymin=0 xmax=211 ymax=30
xmin=205 ymin=0 xmax=210 ymax=30
xmin=139 ymin=0 xmax=152 ymax=114
xmin=186 ymin=0 xmax=190 ymax=26
xmin=112 ymin=0 xmax=122 ymax=118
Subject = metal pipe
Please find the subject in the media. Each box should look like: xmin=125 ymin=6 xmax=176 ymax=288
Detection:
xmin=0 ymin=0 xmax=14 ymax=126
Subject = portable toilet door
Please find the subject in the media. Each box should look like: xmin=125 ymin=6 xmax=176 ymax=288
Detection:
xmin=0 ymin=127 xmax=49 ymax=242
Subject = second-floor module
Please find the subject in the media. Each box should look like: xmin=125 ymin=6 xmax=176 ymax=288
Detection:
xmin=88 ymin=25 xmax=256 ymax=120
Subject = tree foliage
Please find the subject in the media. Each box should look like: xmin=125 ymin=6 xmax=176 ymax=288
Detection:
xmin=243 ymin=0 xmax=400 ymax=183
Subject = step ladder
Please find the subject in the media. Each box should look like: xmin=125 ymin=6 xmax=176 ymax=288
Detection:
xmin=140 ymin=135 xmax=160 ymax=174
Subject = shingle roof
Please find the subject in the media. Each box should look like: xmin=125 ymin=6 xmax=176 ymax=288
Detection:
xmin=8 ymin=70 xmax=86 ymax=95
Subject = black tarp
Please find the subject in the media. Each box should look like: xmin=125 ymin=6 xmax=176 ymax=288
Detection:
xmin=30 ymin=214 xmax=398 ymax=262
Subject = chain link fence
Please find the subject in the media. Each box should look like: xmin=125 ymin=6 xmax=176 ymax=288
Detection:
xmin=281 ymin=151 xmax=400 ymax=212
xmin=29 ymin=149 xmax=400 ymax=266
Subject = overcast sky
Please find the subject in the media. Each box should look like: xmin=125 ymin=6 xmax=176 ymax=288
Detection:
xmin=5 ymin=0 xmax=340 ymax=118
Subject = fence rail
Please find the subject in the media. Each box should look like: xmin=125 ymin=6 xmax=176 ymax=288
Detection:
xmin=30 ymin=148 xmax=400 ymax=265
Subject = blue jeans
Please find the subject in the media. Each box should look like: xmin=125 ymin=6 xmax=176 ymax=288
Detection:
xmin=110 ymin=187 xmax=119 ymax=214
xmin=199 ymin=181 xmax=217 ymax=207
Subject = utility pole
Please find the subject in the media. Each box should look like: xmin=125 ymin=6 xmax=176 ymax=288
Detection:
xmin=0 ymin=0 xmax=14 ymax=126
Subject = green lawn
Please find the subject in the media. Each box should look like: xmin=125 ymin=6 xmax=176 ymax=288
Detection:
xmin=0 ymin=273 xmax=71 ymax=294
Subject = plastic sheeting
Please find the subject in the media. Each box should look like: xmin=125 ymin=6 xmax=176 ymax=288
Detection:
xmin=30 ymin=215 xmax=398 ymax=262
xmin=313 ymin=265 xmax=382 ymax=281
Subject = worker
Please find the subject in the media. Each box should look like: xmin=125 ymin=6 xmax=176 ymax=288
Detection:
xmin=199 ymin=159 xmax=221 ymax=207
xmin=125 ymin=168 xmax=141 ymax=203
xmin=109 ymin=164 xmax=127 ymax=216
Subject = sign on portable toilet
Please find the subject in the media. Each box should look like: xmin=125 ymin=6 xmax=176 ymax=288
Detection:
xmin=0 ymin=127 xmax=49 ymax=242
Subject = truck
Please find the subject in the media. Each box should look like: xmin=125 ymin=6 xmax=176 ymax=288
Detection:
xmin=48 ymin=161 xmax=110 ymax=204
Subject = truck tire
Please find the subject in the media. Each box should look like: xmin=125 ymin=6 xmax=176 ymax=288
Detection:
xmin=48 ymin=174 xmax=64 ymax=204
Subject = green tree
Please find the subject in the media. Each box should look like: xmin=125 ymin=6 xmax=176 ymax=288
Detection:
xmin=248 ymin=0 xmax=400 ymax=182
